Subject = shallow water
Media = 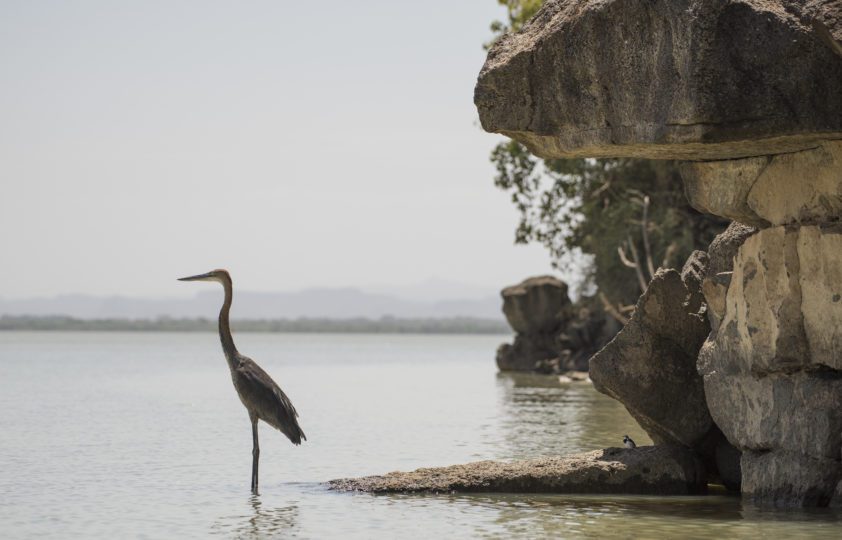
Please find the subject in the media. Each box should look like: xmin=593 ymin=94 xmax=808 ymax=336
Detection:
xmin=0 ymin=332 xmax=839 ymax=538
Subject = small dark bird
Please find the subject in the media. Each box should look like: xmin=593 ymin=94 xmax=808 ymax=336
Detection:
xmin=179 ymin=269 xmax=305 ymax=494
xmin=623 ymin=435 xmax=636 ymax=449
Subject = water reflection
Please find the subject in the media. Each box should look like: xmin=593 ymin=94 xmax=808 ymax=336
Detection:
xmin=429 ymin=493 xmax=842 ymax=539
xmin=211 ymin=495 xmax=299 ymax=539
xmin=494 ymin=372 xmax=651 ymax=459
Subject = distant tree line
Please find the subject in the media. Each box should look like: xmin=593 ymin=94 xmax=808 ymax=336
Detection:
xmin=0 ymin=315 xmax=510 ymax=335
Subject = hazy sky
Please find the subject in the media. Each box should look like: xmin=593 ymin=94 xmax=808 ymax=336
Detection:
xmin=1 ymin=0 xmax=556 ymax=299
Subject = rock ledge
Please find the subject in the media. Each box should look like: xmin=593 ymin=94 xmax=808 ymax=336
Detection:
xmin=328 ymin=446 xmax=706 ymax=495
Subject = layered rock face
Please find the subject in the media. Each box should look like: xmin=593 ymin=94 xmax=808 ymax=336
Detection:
xmin=693 ymin=148 xmax=842 ymax=507
xmin=477 ymin=0 xmax=842 ymax=506
xmin=476 ymin=0 xmax=842 ymax=160
xmin=496 ymin=276 xmax=619 ymax=373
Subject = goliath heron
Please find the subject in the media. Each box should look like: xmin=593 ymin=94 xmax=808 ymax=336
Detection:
xmin=178 ymin=269 xmax=305 ymax=494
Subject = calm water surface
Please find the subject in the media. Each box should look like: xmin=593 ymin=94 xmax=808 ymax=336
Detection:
xmin=1 ymin=332 xmax=840 ymax=538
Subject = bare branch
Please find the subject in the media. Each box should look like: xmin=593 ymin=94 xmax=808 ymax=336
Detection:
xmin=661 ymin=241 xmax=679 ymax=269
xmin=599 ymin=292 xmax=630 ymax=325
xmin=591 ymin=181 xmax=611 ymax=198
xmin=641 ymin=195 xmax=656 ymax=279
xmin=626 ymin=235 xmax=650 ymax=293
xmin=617 ymin=245 xmax=638 ymax=269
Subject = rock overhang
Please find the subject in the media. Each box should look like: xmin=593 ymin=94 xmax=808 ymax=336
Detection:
xmin=475 ymin=0 xmax=842 ymax=161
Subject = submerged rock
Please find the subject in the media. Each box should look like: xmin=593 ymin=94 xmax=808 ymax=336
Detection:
xmin=741 ymin=450 xmax=842 ymax=508
xmin=329 ymin=446 xmax=706 ymax=495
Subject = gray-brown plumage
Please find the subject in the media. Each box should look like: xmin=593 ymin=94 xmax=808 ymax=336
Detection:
xmin=178 ymin=269 xmax=305 ymax=494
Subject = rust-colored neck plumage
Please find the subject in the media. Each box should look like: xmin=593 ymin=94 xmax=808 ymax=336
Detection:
xmin=217 ymin=274 xmax=238 ymax=366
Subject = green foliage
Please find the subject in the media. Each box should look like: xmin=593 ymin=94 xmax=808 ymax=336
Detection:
xmin=493 ymin=143 xmax=726 ymax=305
xmin=487 ymin=0 xmax=543 ymax=47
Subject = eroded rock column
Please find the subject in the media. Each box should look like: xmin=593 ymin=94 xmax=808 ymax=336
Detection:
xmin=496 ymin=276 xmax=572 ymax=371
xmin=683 ymin=142 xmax=842 ymax=507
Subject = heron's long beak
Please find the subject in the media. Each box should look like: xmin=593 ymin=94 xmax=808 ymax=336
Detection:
xmin=178 ymin=272 xmax=214 ymax=282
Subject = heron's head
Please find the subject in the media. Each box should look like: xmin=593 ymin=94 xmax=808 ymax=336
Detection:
xmin=178 ymin=269 xmax=231 ymax=284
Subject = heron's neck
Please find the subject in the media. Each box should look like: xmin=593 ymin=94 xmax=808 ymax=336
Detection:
xmin=218 ymin=278 xmax=238 ymax=366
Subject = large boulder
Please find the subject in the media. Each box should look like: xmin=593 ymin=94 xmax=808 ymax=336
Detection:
xmin=589 ymin=234 xmax=749 ymax=491
xmin=741 ymin=450 xmax=842 ymax=507
xmin=496 ymin=276 xmax=571 ymax=371
xmin=702 ymin=226 xmax=842 ymax=374
xmin=496 ymin=333 xmax=559 ymax=372
xmin=701 ymin=221 xmax=758 ymax=330
xmin=496 ymin=277 xmax=619 ymax=372
xmin=589 ymin=268 xmax=712 ymax=447
xmin=475 ymin=0 xmax=842 ymax=160
xmin=329 ymin=446 xmax=707 ymax=495
xmin=501 ymin=275 xmax=571 ymax=334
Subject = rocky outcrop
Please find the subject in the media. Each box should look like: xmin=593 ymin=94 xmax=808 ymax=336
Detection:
xmin=496 ymin=276 xmax=619 ymax=373
xmin=590 ymin=268 xmax=712 ymax=448
xmin=496 ymin=276 xmax=570 ymax=371
xmin=589 ymin=248 xmax=742 ymax=491
xmin=475 ymin=0 xmax=842 ymax=160
xmin=701 ymin=222 xmax=758 ymax=330
xmin=682 ymin=141 xmax=842 ymax=228
xmin=501 ymin=275 xmax=571 ymax=334
xmin=698 ymin=221 xmax=842 ymax=506
xmin=329 ymin=446 xmax=707 ymax=495
xmin=476 ymin=0 xmax=842 ymax=506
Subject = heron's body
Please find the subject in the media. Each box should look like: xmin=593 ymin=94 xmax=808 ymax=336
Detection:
xmin=179 ymin=269 xmax=305 ymax=493
xmin=623 ymin=435 xmax=636 ymax=449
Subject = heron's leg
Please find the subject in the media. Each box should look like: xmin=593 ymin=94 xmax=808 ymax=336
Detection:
xmin=251 ymin=415 xmax=260 ymax=495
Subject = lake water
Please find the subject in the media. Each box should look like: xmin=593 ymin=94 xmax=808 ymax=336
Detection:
xmin=1 ymin=332 xmax=840 ymax=538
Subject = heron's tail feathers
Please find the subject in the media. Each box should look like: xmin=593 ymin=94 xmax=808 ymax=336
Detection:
xmin=287 ymin=425 xmax=306 ymax=445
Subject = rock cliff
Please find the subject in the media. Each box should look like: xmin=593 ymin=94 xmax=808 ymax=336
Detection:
xmin=477 ymin=0 xmax=842 ymax=506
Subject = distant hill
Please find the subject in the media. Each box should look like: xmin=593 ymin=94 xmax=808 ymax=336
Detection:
xmin=0 ymin=287 xmax=505 ymax=321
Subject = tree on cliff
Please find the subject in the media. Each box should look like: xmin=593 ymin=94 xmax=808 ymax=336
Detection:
xmin=486 ymin=0 xmax=727 ymax=313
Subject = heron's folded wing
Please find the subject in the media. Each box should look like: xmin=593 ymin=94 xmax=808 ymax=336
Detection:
xmin=235 ymin=359 xmax=306 ymax=444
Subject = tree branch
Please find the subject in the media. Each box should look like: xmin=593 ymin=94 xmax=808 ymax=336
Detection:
xmin=617 ymin=245 xmax=638 ymax=269
xmin=625 ymin=236 xmax=650 ymax=293
xmin=641 ymin=195 xmax=656 ymax=279
xmin=599 ymin=292 xmax=630 ymax=325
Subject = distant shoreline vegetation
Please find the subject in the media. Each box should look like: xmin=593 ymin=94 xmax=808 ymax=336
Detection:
xmin=0 ymin=315 xmax=510 ymax=334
